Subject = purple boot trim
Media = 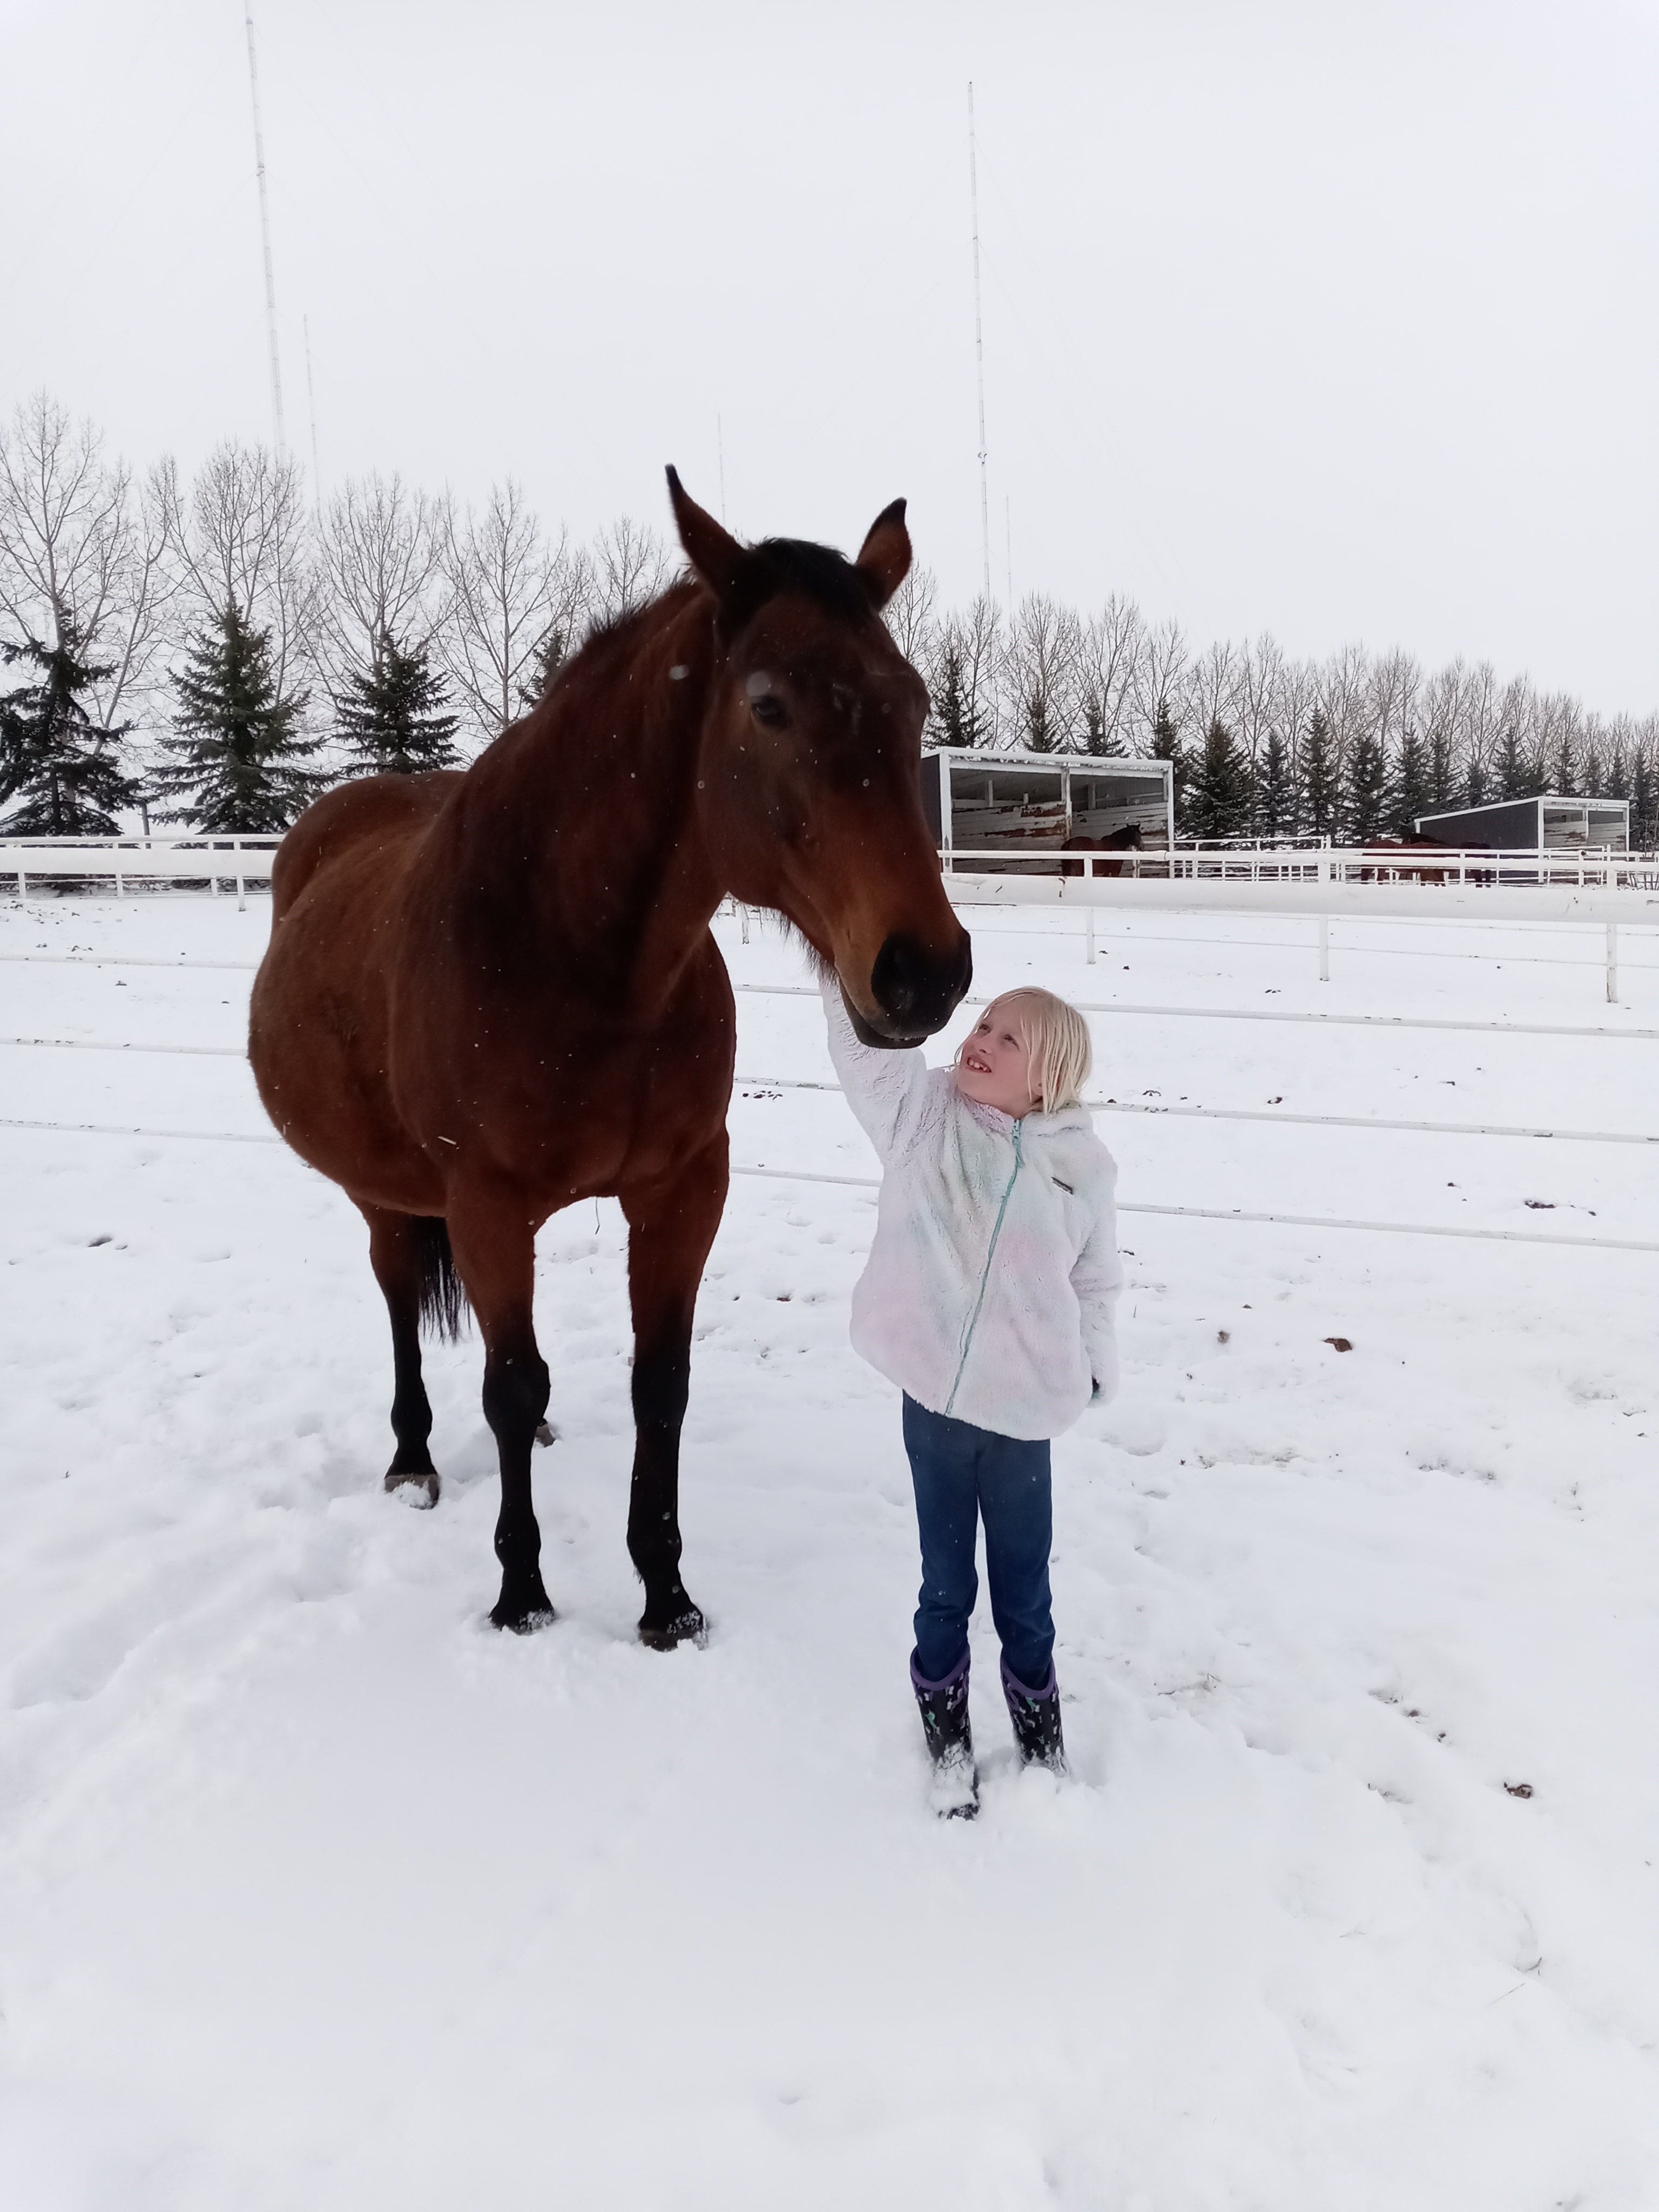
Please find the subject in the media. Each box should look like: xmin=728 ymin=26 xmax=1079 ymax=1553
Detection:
xmin=912 ymin=1647 xmax=971 ymax=1697
xmin=1001 ymin=1654 xmax=1056 ymax=1702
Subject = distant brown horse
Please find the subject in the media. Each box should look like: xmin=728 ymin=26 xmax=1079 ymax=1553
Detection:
xmin=1059 ymin=825 xmax=1143 ymax=878
xmin=249 ymin=473 xmax=970 ymax=1641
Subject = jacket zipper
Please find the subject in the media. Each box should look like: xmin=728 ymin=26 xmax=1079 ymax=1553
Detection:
xmin=945 ymin=1118 xmax=1023 ymax=1417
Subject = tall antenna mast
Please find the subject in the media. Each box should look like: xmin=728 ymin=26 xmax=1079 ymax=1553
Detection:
xmin=244 ymin=3 xmax=286 ymax=456
xmin=304 ymin=315 xmax=321 ymax=501
xmin=968 ymin=82 xmax=991 ymax=602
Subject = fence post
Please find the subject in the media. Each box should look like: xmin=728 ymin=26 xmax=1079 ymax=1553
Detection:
xmin=1607 ymin=922 xmax=1618 ymax=1004
xmin=1084 ymin=857 xmax=1096 ymax=965
xmin=17 ymin=863 xmax=24 ymax=899
xmin=741 ymin=903 xmax=751 ymax=945
xmin=235 ymin=839 xmax=246 ymax=913
xmin=1318 ymin=913 xmax=1330 ymax=983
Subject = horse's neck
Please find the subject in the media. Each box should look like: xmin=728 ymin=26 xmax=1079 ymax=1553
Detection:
xmin=464 ymin=595 xmax=723 ymax=1001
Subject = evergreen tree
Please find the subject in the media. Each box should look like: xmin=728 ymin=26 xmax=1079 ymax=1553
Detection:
xmin=0 ymin=623 xmax=137 ymax=835
xmin=1257 ymin=725 xmax=1292 ymax=837
xmin=1342 ymin=726 xmax=1388 ymax=842
xmin=1080 ymin=687 xmax=1125 ymax=758
xmin=338 ymin=626 xmax=461 ymax=776
xmin=933 ymin=639 xmax=977 ymax=747
xmin=1298 ymin=706 xmax=1339 ymax=838
xmin=152 ymin=601 xmax=323 ymax=832
xmin=1188 ymin=717 xmax=1253 ymax=840
xmin=1149 ymin=699 xmax=1190 ymax=831
xmin=1387 ymin=723 xmax=1433 ymax=838
xmin=1580 ymin=735 xmax=1604 ymax=798
xmin=516 ymin=625 xmax=570 ymax=713
xmin=1548 ymin=730 xmax=1576 ymax=796
xmin=1465 ymin=751 xmax=1488 ymax=808
xmin=1496 ymin=726 xmax=1532 ymax=801
xmin=1022 ymin=684 xmax=1056 ymax=753
xmin=1428 ymin=726 xmax=1459 ymax=811
xmin=1632 ymin=752 xmax=1656 ymax=849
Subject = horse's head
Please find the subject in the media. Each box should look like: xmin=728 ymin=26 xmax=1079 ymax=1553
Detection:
xmin=666 ymin=468 xmax=971 ymax=1048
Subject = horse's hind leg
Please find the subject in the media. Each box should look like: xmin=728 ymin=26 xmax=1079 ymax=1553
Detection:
xmin=361 ymin=1204 xmax=444 ymax=1508
xmin=621 ymin=1137 xmax=729 ymax=1650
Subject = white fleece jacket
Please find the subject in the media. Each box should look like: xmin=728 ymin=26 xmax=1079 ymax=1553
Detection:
xmin=822 ymin=977 xmax=1123 ymax=1441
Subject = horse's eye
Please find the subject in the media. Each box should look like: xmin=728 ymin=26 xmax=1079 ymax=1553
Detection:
xmin=750 ymin=694 xmax=788 ymax=728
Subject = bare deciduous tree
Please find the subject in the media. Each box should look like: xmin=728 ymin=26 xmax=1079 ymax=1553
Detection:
xmin=316 ymin=471 xmax=449 ymax=691
xmin=1076 ymin=596 xmax=1144 ymax=756
xmin=588 ymin=516 xmax=671 ymax=629
xmin=438 ymin=480 xmax=585 ymax=746
xmin=0 ymin=393 xmax=175 ymax=737
xmin=169 ymin=439 xmax=318 ymax=707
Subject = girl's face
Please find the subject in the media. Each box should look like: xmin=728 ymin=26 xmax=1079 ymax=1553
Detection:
xmin=955 ymin=1002 xmax=1038 ymax=1117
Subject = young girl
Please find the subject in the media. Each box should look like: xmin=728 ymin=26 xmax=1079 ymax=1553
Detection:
xmin=821 ymin=974 xmax=1122 ymax=1817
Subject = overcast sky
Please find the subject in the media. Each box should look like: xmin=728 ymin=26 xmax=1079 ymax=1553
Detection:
xmin=4 ymin=0 xmax=1657 ymax=713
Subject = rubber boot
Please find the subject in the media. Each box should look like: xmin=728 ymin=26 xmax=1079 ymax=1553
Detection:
xmin=912 ymin=1650 xmax=979 ymax=1819
xmin=1002 ymin=1655 xmax=1067 ymax=1774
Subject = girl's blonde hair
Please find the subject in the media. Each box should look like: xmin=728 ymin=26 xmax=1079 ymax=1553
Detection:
xmin=962 ymin=988 xmax=1094 ymax=1114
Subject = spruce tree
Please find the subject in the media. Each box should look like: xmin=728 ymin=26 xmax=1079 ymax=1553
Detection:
xmin=338 ymin=626 xmax=460 ymax=776
xmin=517 ymin=625 xmax=570 ymax=713
xmin=1342 ymin=726 xmax=1387 ymax=843
xmin=1080 ymin=687 xmax=1125 ymax=758
xmin=1496 ymin=726 xmax=1532 ymax=801
xmin=1428 ymin=726 xmax=1458 ymax=811
xmin=1022 ymin=685 xmax=1056 ymax=753
xmin=0 ymin=623 xmax=137 ymax=835
xmin=1149 ymin=700 xmax=1189 ymax=832
xmin=152 ymin=601 xmax=323 ymax=833
xmin=1465 ymin=752 xmax=1488 ymax=808
xmin=1387 ymin=723 xmax=1433 ymax=838
xmin=1257 ymin=725 xmax=1292 ymax=837
xmin=1189 ymin=717 xmax=1252 ymax=841
xmin=1632 ymin=752 xmax=1656 ymax=849
xmin=1549 ymin=731 xmax=1576 ymax=797
xmin=933 ymin=639 xmax=977 ymax=747
xmin=1298 ymin=706 xmax=1338 ymax=838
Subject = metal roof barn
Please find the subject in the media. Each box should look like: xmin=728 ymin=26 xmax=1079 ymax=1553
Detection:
xmin=1414 ymin=795 xmax=1630 ymax=851
xmin=920 ymin=747 xmax=1175 ymax=872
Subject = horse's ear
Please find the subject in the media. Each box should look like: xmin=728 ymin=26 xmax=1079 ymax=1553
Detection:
xmin=666 ymin=466 xmax=747 ymax=603
xmin=854 ymin=498 xmax=911 ymax=609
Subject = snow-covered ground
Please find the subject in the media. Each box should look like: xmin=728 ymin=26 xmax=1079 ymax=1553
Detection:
xmin=2 ymin=889 xmax=1658 ymax=2210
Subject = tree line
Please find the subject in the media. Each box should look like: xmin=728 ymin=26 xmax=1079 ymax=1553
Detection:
xmin=885 ymin=572 xmax=1659 ymax=845
xmin=4 ymin=390 xmax=1656 ymax=844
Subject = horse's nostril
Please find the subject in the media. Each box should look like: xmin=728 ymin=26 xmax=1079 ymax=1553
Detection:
xmin=870 ymin=931 xmax=972 ymax=1035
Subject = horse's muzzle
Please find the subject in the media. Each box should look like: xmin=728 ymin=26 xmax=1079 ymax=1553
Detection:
xmin=852 ymin=929 xmax=973 ymax=1048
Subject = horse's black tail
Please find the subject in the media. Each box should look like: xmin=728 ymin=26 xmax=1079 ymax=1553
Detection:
xmin=413 ymin=1215 xmax=469 ymax=1341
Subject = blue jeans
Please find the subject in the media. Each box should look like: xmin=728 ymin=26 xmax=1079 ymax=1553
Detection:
xmin=902 ymin=1394 xmax=1054 ymax=1693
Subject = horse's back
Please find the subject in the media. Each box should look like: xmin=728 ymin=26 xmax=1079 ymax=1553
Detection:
xmin=270 ymin=772 xmax=463 ymax=922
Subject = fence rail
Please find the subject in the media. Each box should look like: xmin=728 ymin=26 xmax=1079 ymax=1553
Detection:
xmin=942 ymin=840 xmax=1657 ymax=891
xmin=0 ymin=835 xmax=279 ymax=909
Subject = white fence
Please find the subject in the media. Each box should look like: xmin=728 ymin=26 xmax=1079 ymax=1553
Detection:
xmin=943 ymin=840 xmax=1656 ymax=892
xmin=0 ymin=837 xmax=280 ymax=908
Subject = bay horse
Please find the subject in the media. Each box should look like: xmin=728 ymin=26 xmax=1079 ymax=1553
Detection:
xmin=1059 ymin=825 xmax=1142 ymax=878
xmin=248 ymin=473 xmax=971 ymax=1643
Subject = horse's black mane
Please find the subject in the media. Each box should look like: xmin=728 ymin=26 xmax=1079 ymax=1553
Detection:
xmin=733 ymin=536 xmax=878 ymax=628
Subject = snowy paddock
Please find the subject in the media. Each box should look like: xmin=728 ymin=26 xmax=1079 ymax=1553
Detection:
xmin=2 ymin=889 xmax=1658 ymax=2210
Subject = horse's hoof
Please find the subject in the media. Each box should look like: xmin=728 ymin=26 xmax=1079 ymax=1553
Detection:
xmin=385 ymin=1469 xmax=439 ymax=1509
xmin=638 ymin=1604 xmax=707 ymax=1651
xmin=490 ymin=1588 xmax=556 ymax=1634
xmin=535 ymin=1421 xmax=557 ymax=1448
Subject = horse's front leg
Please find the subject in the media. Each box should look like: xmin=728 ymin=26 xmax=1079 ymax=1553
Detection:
xmin=447 ymin=1189 xmax=554 ymax=1631
xmin=621 ymin=1137 xmax=728 ymax=1649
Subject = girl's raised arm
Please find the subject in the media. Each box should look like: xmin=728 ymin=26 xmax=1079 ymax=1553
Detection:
xmin=820 ymin=972 xmax=945 ymax=1167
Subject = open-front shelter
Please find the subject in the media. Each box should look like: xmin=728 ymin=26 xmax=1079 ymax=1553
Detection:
xmin=921 ymin=747 xmax=1175 ymax=871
